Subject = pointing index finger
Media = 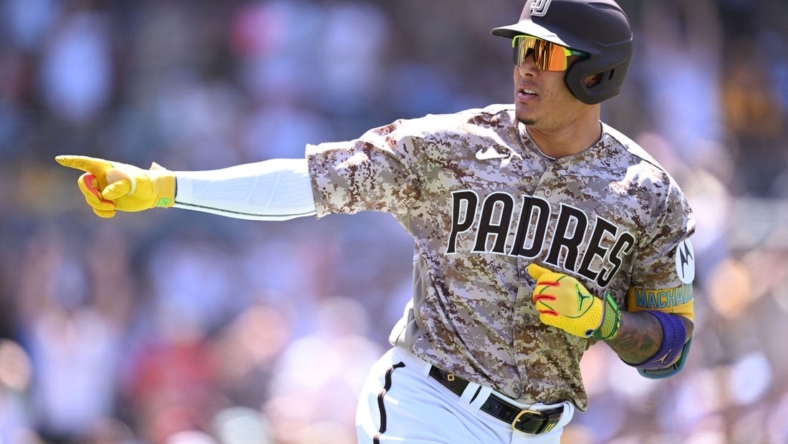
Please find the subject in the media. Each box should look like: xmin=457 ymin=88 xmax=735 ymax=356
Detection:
xmin=55 ymin=155 xmax=112 ymax=175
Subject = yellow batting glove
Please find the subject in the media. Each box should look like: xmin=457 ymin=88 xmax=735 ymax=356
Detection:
xmin=527 ymin=264 xmax=621 ymax=340
xmin=55 ymin=155 xmax=176 ymax=219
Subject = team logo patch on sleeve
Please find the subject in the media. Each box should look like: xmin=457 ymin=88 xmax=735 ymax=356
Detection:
xmin=675 ymin=239 xmax=695 ymax=285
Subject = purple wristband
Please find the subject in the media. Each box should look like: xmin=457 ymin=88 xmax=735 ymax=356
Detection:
xmin=634 ymin=311 xmax=687 ymax=370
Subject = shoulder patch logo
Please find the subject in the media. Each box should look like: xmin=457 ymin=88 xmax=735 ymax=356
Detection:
xmin=530 ymin=0 xmax=553 ymax=17
xmin=675 ymin=239 xmax=695 ymax=284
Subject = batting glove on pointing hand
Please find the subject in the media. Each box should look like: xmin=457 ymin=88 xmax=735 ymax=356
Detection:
xmin=55 ymin=155 xmax=176 ymax=218
xmin=527 ymin=264 xmax=621 ymax=340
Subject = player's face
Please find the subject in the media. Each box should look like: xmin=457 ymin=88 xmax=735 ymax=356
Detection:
xmin=512 ymin=52 xmax=589 ymax=130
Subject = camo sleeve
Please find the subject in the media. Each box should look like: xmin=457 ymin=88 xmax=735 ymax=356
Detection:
xmin=305 ymin=119 xmax=423 ymax=218
xmin=626 ymin=178 xmax=696 ymax=321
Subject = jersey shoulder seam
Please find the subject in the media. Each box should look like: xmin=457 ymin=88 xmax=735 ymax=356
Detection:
xmin=603 ymin=124 xmax=668 ymax=174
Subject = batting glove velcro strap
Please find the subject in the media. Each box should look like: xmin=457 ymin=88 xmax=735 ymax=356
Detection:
xmin=56 ymin=155 xmax=175 ymax=218
xmin=528 ymin=264 xmax=611 ymax=338
xmin=592 ymin=293 xmax=621 ymax=340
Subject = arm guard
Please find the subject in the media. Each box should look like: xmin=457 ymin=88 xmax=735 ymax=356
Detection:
xmin=629 ymin=311 xmax=692 ymax=379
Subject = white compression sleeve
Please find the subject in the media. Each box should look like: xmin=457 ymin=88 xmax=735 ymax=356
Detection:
xmin=172 ymin=158 xmax=316 ymax=220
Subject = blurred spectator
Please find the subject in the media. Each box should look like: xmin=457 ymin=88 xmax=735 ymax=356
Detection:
xmin=211 ymin=407 xmax=274 ymax=444
xmin=17 ymin=227 xmax=125 ymax=443
xmin=121 ymin=302 xmax=222 ymax=444
xmin=210 ymin=302 xmax=292 ymax=409
xmin=263 ymin=296 xmax=384 ymax=443
xmin=638 ymin=0 xmax=726 ymax=171
xmin=722 ymin=38 xmax=787 ymax=197
xmin=0 ymin=339 xmax=34 ymax=442
xmin=39 ymin=9 xmax=113 ymax=126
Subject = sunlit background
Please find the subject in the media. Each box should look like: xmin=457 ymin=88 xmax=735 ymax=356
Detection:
xmin=0 ymin=0 xmax=787 ymax=443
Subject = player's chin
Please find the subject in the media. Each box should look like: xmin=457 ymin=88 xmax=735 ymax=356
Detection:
xmin=515 ymin=111 xmax=537 ymax=126
xmin=514 ymin=103 xmax=537 ymax=126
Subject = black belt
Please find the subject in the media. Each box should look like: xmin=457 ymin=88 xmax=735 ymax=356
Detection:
xmin=428 ymin=366 xmax=563 ymax=435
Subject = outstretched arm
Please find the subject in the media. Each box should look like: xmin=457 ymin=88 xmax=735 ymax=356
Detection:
xmin=173 ymin=159 xmax=316 ymax=220
xmin=56 ymin=155 xmax=316 ymax=220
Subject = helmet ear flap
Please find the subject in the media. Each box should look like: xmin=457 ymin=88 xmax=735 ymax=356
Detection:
xmin=564 ymin=56 xmax=631 ymax=104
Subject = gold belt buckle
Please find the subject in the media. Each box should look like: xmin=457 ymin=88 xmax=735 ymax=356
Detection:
xmin=511 ymin=408 xmax=540 ymax=430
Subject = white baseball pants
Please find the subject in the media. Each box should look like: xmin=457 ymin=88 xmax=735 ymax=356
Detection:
xmin=356 ymin=347 xmax=575 ymax=444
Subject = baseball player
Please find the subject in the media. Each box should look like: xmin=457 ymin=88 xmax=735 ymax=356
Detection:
xmin=56 ymin=0 xmax=696 ymax=442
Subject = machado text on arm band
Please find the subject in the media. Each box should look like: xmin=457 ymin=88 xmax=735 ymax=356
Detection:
xmin=629 ymin=311 xmax=690 ymax=378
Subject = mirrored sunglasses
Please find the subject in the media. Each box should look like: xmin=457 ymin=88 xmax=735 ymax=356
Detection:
xmin=512 ymin=35 xmax=589 ymax=71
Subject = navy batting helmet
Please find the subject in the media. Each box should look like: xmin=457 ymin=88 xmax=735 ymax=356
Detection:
xmin=492 ymin=0 xmax=633 ymax=104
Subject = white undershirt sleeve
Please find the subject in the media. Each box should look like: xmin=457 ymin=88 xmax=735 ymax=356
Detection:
xmin=172 ymin=158 xmax=317 ymax=220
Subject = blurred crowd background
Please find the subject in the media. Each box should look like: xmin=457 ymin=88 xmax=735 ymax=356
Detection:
xmin=0 ymin=0 xmax=787 ymax=443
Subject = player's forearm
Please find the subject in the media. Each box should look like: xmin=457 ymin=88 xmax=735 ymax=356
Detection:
xmin=173 ymin=158 xmax=317 ymax=220
xmin=604 ymin=311 xmax=694 ymax=365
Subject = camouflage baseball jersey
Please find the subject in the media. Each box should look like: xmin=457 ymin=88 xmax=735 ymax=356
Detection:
xmin=306 ymin=104 xmax=695 ymax=411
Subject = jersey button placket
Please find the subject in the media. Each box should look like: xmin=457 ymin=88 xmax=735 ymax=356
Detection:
xmin=514 ymin=168 xmax=556 ymax=393
xmin=512 ymin=286 xmax=532 ymax=386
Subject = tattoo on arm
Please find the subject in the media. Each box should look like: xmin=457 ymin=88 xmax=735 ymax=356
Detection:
xmin=604 ymin=311 xmax=694 ymax=365
xmin=606 ymin=311 xmax=660 ymax=364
